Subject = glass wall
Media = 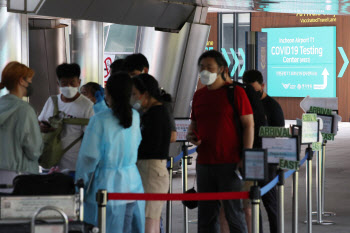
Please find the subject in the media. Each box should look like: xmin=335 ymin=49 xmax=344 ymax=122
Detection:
xmin=103 ymin=24 xmax=137 ymax=82
xmin=218 ymin=13 xmax=250 ymax=82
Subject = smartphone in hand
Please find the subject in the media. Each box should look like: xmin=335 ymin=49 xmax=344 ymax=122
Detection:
xmin=41 ymin=121 xmax=52 ymax=127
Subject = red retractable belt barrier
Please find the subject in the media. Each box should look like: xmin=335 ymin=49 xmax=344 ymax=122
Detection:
xmin=107 ymin=191 xmax=250 ymax=201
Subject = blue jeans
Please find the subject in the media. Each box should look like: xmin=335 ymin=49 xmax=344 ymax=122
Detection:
xmin=124 ymin=202 xmax=136 ymax=233
xmin=197 ymin=163 xmax=247 ymax=233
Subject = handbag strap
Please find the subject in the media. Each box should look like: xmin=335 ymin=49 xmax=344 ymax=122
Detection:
xmin=51 ymin=95 xmax=59 ymax=116
xmin=62 ymin=134 xmax=84 ymax=155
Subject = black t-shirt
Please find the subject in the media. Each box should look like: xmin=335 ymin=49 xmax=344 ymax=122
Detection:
xmin=138 ymin=105 xmax=171 ymax=160
xmin=164 ymin=102 xmax=176 ymax=132
xmin=262 ymin=95 xmax=285 ymax=127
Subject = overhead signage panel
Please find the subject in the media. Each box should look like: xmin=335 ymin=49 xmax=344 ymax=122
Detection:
xmin=262 ymin=26 xmax=336 ymax=98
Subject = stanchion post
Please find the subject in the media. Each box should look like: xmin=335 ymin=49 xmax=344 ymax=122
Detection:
xmin=316 ymin=150 xmax=322 ymax=223
xmin=166 ymin=157 xmax=174 ymax=233
xmin=316 ymin=143 xmax=335 ymax=225
xmin=277 ymin=169 xmax=285 ymax=233
xmin=321 ymin=142 xmax=336 ymax=217
xmin=76 ymin=179 xmax=85 ymax=222
xmin=182 ymin=142 xmax=189 ymax=233
xmin=292 ymin=169 xmax=299 ymax=233
xmin=250 ymin=183 xmax=260 ymax=233
xmin=96 ymin=189 xmax=107 ymax=233
xmin=306 ymin=147 xmax=313 ymax=233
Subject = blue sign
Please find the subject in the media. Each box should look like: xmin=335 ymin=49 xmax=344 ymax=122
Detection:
xmin=262 ymin=26 xmax=336 ymax=97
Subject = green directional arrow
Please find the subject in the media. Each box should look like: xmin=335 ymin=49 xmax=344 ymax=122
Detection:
xmin=238 ymin=48 xmax=245 ymax=77
xmin=338 ymin=47 xmax=349 ymax=78
xmin=221 ymin=48 xmax=231 ymax=69
xmin=230 ymin=48 xmax=239 ymax=77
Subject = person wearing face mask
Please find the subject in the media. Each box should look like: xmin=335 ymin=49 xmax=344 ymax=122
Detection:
xmin=75 ymin=72 xmax=145 ymax=233
xmin=243 ymin=69 xmax=285 ymax=233
xmin=0 ymin=62 xmax=43 ymax=193
xmin=123 ymin=53 xmax=177 ymax=143
xmin=38 ymin=63 xmax=94 ymax=171
xmin=243 ymin=70 xmax=285 ymax=128
xmin=131 ymin=74 xmax=172 ymax=233
xmin=186 ymin=50 xmax=254 ymax=233
xmin=80 ymin=82 xmax=101 ymax=104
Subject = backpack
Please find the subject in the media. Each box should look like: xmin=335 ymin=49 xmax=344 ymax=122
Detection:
xmin=39 ymin=95 xmax=90 ymax=169
xmin=226 ymin=82 xmax=267 ymax=150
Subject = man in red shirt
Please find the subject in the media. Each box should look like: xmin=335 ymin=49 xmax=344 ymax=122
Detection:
xmin=187 ymin=50 xmax=254 ymax=233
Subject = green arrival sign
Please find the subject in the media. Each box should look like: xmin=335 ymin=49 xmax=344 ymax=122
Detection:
xmin=302 ymin=113 xmax=317 ymax=122
xmin=259 ymin=127 xmax=292 ymax=138
xmin=308 ymin=106 xmax=333 ymax=116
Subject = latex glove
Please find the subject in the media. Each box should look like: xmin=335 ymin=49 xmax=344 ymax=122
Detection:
xmin=95 ymin=85 xmax=104 ymax=104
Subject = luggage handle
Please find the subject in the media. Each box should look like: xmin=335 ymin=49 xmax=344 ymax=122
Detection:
xmin=31 ymin=206 xmax=69 ymax=233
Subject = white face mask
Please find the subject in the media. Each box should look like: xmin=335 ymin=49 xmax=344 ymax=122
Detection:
xmin=132 ymin=100 xmax=142 ymax=110
xmin=130 ymin=96 xmax=142 ymax=110
xmin=60 ymin=86 xmax=78 ymax=98
xmin=199 ymin=70 xmax=217 ymax=86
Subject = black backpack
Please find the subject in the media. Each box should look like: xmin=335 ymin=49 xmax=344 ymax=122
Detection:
xmin=226 ymin=82 xmax=267 ymax=149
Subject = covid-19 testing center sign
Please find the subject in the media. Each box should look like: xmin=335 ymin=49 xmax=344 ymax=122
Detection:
xmin=262 ymin=26 xmax=336 ymax=98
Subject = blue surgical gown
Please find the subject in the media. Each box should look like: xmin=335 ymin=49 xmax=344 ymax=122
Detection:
xmin=75 ymin=108 xmax=145 ymax=233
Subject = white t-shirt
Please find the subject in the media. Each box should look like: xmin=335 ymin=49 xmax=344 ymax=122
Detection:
xmin=38 ymin=94 xmax=94 ymax=170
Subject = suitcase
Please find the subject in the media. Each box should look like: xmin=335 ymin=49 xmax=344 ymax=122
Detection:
xmin=0 ymin=220 xmax=97 ymax=233
xmin=12 ymin=173 xmax=75 ymax=196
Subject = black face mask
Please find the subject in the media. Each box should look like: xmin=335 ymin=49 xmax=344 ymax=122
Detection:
xmin=25 ymin=81 xmax=33 ymax=97
xmin=256 ymin=90 xmax=263 ymax=99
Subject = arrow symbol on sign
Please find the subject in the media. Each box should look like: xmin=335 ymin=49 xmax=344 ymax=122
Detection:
xmin=314 ymin=68 xmax=329 ymax=90
xmin=238 ymin=48 xmax=245 ymax=77
xmin=300 ymin=95 xmax=338 ymax=112
xmin=221 ymin=48 xmax=245 ymax=77
xmin=221 ymin=48 xmax=231 ymax=69
xmin=338 ymin=47 xmax=349 ymax=78
xmin=230 ymin=48 xmax=239 ymax=77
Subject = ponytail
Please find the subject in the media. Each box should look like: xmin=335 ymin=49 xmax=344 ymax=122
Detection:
xmin=111 ymin=99 xmax=132 ymax=128
xmin=106 ymin=72 xmax=133 ymax=129
xmin=159 ymin=88 xmax=172 ymax=103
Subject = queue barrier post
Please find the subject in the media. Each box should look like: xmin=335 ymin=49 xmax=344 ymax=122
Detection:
xmin=76 ymin=179 xmax=85 ymax=222
xmin=182 ymin=142 xmax=189 ymax=233
xmin=250 ymin=183 xmax=261 ymax=233
xmin=97 ymin=189 xmax=107 ymax=233
xmin=314 ymin=148 xmax=334 ymax=225
xmin=306 ymin=146 xmax=313 ymax=233
xmin=321 ymin=142 xmax=336 ymax=218
xmin=277 ymin=169 xmax=285 ymax=233
xmin=292 ymin=168 xmax=299 ymax=233
xmin=166 ymin=157 xmax=174 ymax=233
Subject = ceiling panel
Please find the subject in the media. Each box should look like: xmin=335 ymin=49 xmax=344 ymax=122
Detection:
xmin=207 ymin=0 xmax=350 ymax=15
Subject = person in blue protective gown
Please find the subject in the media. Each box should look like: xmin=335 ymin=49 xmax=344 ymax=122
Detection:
xmin=75 ymin=72 xmax=145 ymax=233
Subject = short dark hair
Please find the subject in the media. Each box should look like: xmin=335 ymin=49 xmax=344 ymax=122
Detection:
xmin=81 ymin=82 xmax=100 ymax=96
xmin=197 ymin=50 xmax=228 ymax=68
xmin=56 ymin=63 xmax=81 ymax=80
xmin=242 ymin=70 xmax=264 ymax=84
xmin=110 ymin=59 xmax=125 ymax=74
xmin=123 ymin=53 xmax=149 ymax=72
